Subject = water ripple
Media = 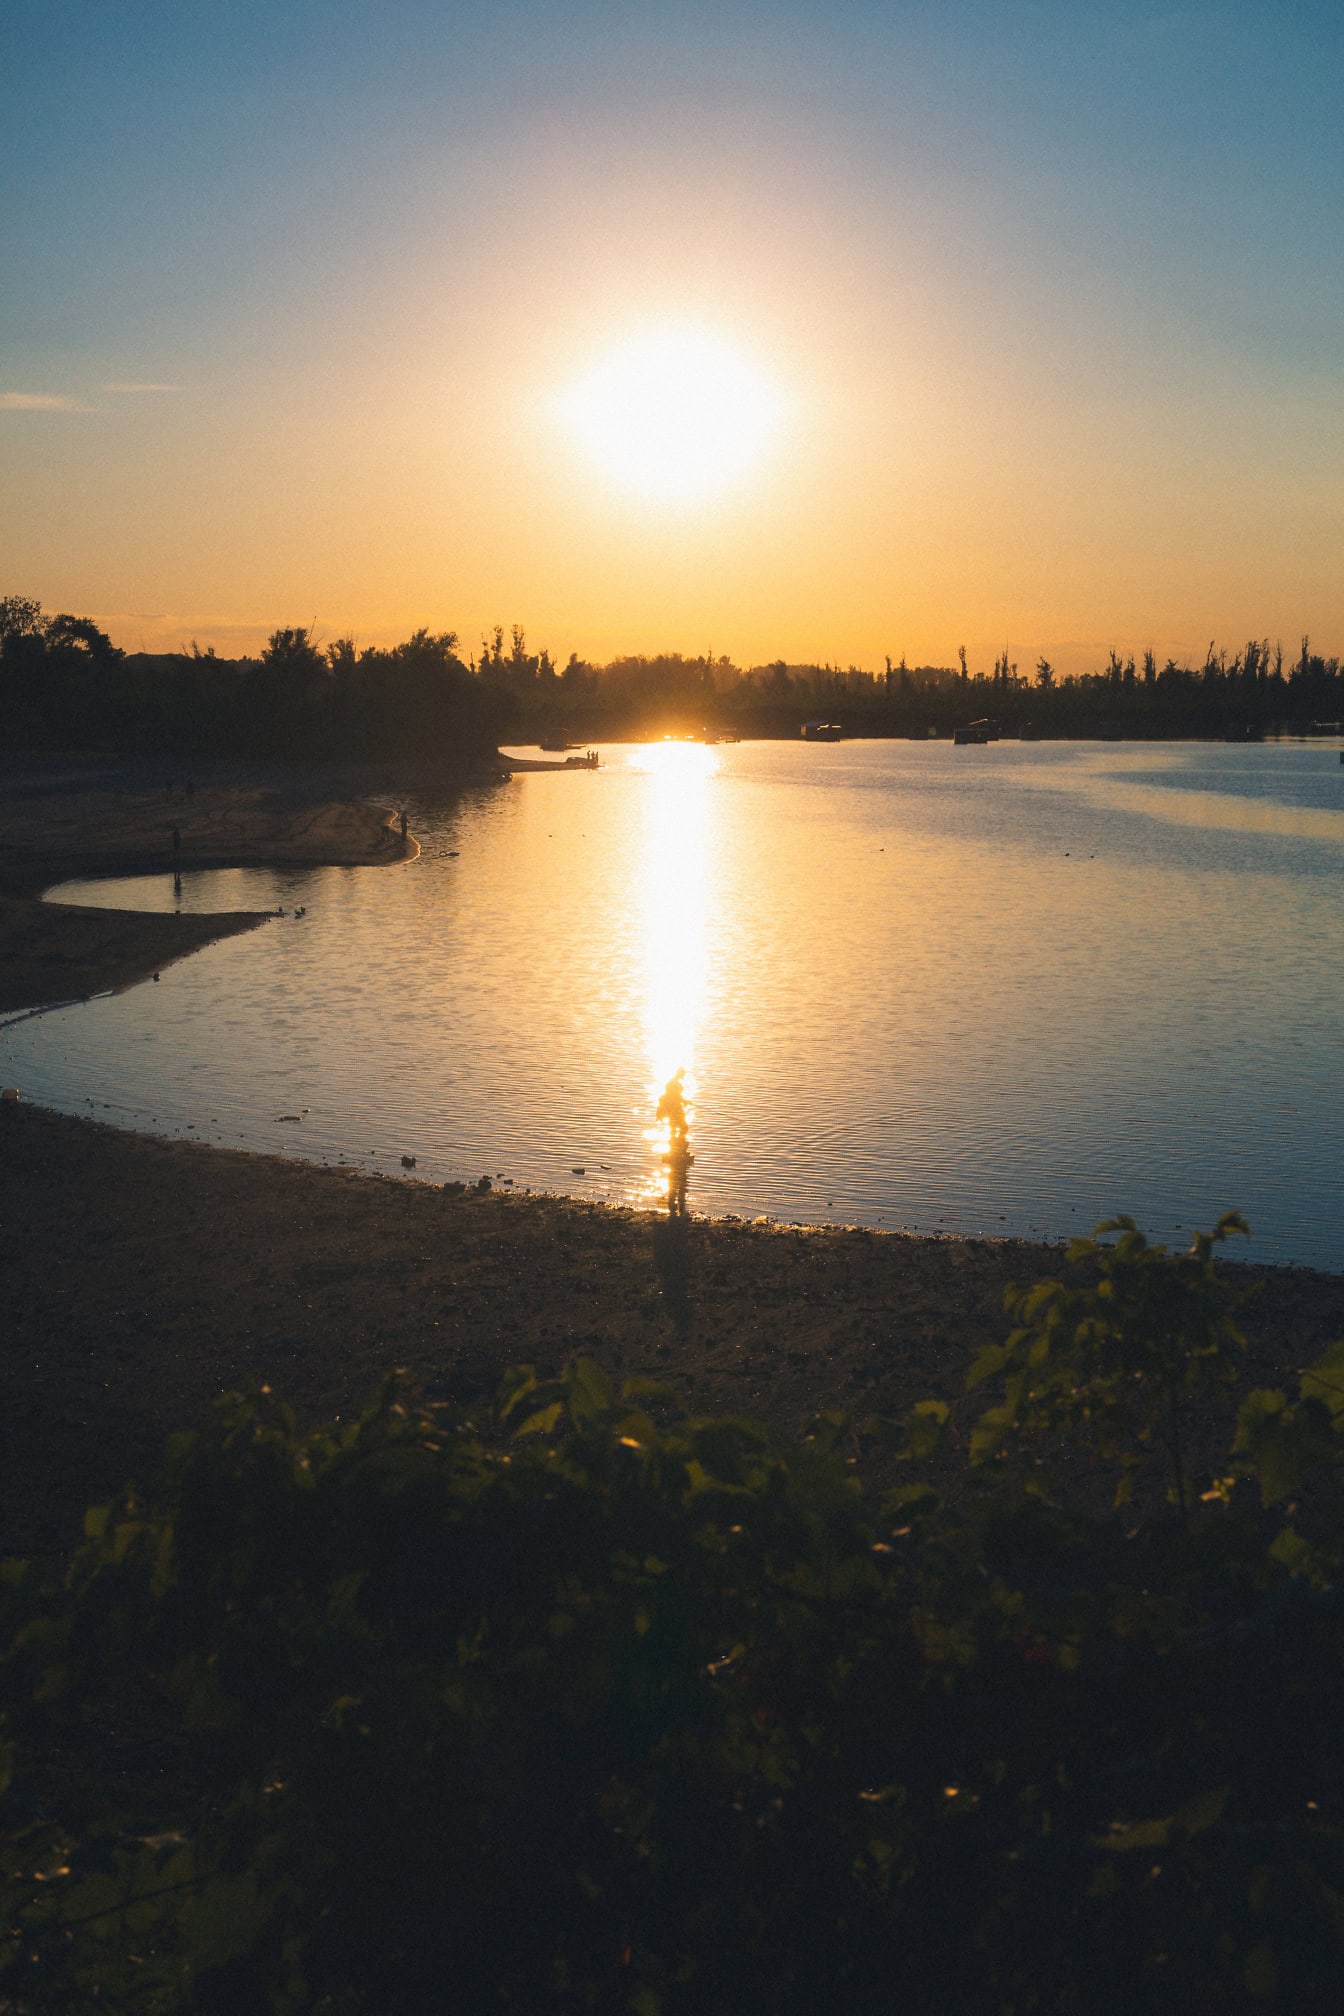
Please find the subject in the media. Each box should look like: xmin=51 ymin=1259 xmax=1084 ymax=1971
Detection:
xmin=4 ymin=740 xmax=1341 ymax=1270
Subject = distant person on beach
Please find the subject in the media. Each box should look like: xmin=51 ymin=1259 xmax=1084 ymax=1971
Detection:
xmin=400 ymin=809 xmax=409 ymax=846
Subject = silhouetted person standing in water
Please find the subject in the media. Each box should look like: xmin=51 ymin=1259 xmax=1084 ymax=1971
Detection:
xmin=658 ymin=1069 xmax=688 ymax=1143
xmin=400 ymin=809 xmax=409 ymax=848
xmin=657 ymin=1069 xmax=693 ymax=1216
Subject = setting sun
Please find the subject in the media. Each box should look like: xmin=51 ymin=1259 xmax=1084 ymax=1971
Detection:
xmin=555 ymin=326 xmax=785 ymax=506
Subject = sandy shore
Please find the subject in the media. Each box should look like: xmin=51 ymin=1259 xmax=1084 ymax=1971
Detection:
xmin=0 ymin=753 xmax=412 ymax=1013
xmin=3 ymin=1099 xmax=1341 ymax=1557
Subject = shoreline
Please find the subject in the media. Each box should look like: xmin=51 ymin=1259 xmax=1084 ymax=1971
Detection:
xmin=2 ymin=753 xmax=1339 ymax=1561
xmin=0 ymin=752 xmax=423 ymax=1014
xmin=2 ymin=1099 xmax=1341 ymax=1559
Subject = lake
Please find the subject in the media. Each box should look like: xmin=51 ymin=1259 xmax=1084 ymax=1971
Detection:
xmin=4 ymin=739 xmax=1343 ymax=1270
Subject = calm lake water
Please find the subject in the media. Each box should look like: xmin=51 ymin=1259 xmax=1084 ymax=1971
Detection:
xmin=5 ymin=740 xmax=1343 ymax=1271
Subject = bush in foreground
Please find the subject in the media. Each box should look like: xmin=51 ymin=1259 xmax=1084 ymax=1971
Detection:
xmin=3 ymin=1216 xmax=1344 ymax=2011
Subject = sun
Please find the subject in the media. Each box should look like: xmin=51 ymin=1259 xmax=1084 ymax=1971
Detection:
xmin=555 ymin=325 xmax=785 ymax=506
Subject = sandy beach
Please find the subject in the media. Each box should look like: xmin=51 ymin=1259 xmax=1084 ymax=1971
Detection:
xmin=0 ymin=752 xmax=411 ymax=1012
xmin=2 ymin=755 xmax=1340 ymax=1558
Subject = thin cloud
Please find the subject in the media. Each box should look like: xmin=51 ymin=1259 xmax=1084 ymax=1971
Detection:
xmin=0 ymin=391 xmax=94 ymax=412
xmin=103 ymin=381 xmax=182 ymax=393
xmin=109 ymin=612 xmax=277 ymax=653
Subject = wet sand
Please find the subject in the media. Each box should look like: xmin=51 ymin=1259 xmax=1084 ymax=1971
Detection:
xmin=0 ymin=754 xmax=411 ymax=1012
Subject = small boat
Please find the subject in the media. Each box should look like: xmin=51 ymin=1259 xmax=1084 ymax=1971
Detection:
xmin=801 ymin=720 xmax=843 ymax=741
xmin=954 ymin=717 xmax=1000 ymax=746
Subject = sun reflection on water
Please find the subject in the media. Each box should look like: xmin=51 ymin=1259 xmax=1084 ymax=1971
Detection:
xmin=627 ymin=740 xmax=719 ymax=1206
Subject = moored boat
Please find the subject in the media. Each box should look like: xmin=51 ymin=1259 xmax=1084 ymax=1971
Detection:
xmin=954 ymin=718 xmax=998 ymax=745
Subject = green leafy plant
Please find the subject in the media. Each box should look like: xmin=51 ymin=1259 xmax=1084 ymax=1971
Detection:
xmin=3 ymin=1222 xmax=1344 ymax=2012
xmin=965 ymin=1212 xmax=1254 ymax=1514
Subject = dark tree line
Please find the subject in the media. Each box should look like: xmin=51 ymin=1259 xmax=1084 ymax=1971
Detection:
xmin=3 ymin=594 xmax=1341 ymax=756
xmin=469 ymin=628 xmax=1344 ymax=741
xmin=0 ymin=599 xmax=502 ymax=763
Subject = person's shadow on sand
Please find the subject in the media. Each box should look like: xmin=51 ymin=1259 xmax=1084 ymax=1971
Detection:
xmin=652 ymin=1206 xmax=693 ymax=1332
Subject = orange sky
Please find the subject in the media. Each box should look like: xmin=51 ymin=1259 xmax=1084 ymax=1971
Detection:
xmin=5 ymin=5 xmax=1341 ymax=679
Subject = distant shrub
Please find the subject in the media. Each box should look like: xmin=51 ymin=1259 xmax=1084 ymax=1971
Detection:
xmin=3 ymin=1221 xmax=1344 ymax=2011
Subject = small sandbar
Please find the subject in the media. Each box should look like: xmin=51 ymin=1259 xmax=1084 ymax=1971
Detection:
xmin=0 ymin=755 xmax=413 ymax=1013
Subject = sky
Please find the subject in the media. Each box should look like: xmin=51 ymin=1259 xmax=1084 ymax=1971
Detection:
xmin=2 ymin=0 xmax=1341 ymax=676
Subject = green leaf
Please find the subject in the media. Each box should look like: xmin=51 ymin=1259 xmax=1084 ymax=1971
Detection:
xmin=1299 ymin=1337 xmax=1344 ymax=1422
xmin=1174 ymin=1784 xmax=1229 ymax=1838
xmin=965 ymin=1345 xmax=1007 ymax=1393
xmin=108 ymin=1519 xmax=148 ymax=1565
xmin=512 ymin=1401 xmax=564 ymax=1441
xmin=496 ymin=1365 xmax=539 ymax=1419
xmin=61 ymin=1871 xmax=126 ymax=1930
xmin=902 ymin=1399 xmax=950 ymax=1463
xmin=968 ymin=1404 xmax=1015 ymax=1466
xmin=1234 ymin=1389 xmax=1336 ymax=1503
xmin=568 ymin=1356 xmax=615 ymax=1425
xmin=1233 ymin=1388 xmax=1288 ymax=1439
xmin=1266 ymin=1526 xmax=1336 ymax=1586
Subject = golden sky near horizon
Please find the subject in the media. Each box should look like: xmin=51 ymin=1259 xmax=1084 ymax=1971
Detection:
xmin=4 ymin=4 xmax=1342 ymax=679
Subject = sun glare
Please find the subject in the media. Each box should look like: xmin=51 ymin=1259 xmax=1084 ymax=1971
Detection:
xmin=630 ymin=740 xmax=718 ymax=1205
xmin=556 ymin=326 xmax=785 ymax=506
